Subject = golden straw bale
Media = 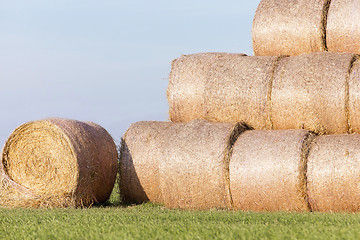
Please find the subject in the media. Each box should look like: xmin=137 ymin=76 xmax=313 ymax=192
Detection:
xmin=168 ymin=52 xmax=360 ymax=134
xmin=270 ymin=52 xmax=354 ymax=134
xmin=168 ymin=53 xmax=247 ymax=123
xmin=307 ymin=134 xmax=360 ymax=212
xmin=168 ymin=52 xmax=277 ymax=128
xmin=120 ymin=121 xmax=172 ymax=204
xmin=1 ymin=118 xmax=118 ymax=208
xmin=205 ymin=55 xmax=278 ymax=129
xmin=159 ymin=120 xmax=246 ymax=210
xmin=327 ymin=0 xmax=360 ymax=53
xmin=230 ymin=129 xmax=314 ymax=212
xmin=120 ymin=120 xmax=248 ymax=210
xmin=252 ymin=0 xmax=328 ymax=56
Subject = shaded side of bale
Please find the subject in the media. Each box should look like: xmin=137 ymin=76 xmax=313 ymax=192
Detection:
xmin=167 ymin=52 xmax=247 ymax=123
xmin=120 ymin=121 xmax=172 ymax=204
xmin=271 ymin=52 xmax=353 ymax=134
xmin=252 ymin=0 xmax=327 ymax=56
xmin=327 ymin=0 xmax=360 ymax=53
xmin=159 ymin=120 xmax=237 ymax=210
xmin=307 ymin=134 xmax=360 ymax=212
xmin=1 ymin=118 xmax=117 ymax=208
xmin=205 ymin=55 xmax=278 ymax=129
xmin=230 ymin=129 xmax=312 ymax=212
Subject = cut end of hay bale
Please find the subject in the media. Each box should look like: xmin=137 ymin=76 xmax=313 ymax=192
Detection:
xmin=1 ymin=118 xmax=118 ymax=208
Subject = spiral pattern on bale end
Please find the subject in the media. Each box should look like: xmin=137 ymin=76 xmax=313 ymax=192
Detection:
xmin=0 ymin=118 xmax=118 ymax=208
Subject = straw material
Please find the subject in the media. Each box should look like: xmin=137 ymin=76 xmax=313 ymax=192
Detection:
xmin=168 ymin=52 xmax=247 ymax=123
xmin=348 ymin=56 xmax=360 ymax=133
xmin=168 ymin=52 xmax=277 ymax=129
xmin=120 ymin=120 xmax=248 ymax=210
xmin=1 ymin=118 xmax=118 ymax=208
xmin=120 ymin=121 xmax=172 ymax=204
xmin=307 ymin=134 xmax=360 ymax=212
xmin=168 ymin=52 xmax=360 ymax=134
xmin=271 ymin=52 xmax=354 ymax=134
xmin=252 ymin=0 xmax=327 ymax=56
xmin=327 ymin=0 xmax=360 ymax=53
xmin=230 ymin=129 xmax=313 ymax=212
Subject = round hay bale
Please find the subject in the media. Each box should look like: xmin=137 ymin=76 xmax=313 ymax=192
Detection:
xmin=271 ymin=52 xmax=354 ymax=134
xmin=307 ymin=134 xmax=360 ymax=212
xmin=168 ymin=52 xmax=278 ymax=129
xmin=230 ymin=129 xmax=314 ymax=212
xmin=327 ymin=0 xmax=360 ymax=53
xmin=1 ymin=118 xmax=118 ymax=208
xmin=120 ymin=121 xmax=172 ymax=204
xmin=159 ymin=120 xmax=247 ymax=210
xmin=120 ymin=120 xmax=248 ymax=209
xmin=252 ymin=0 xmax=328 ymax=56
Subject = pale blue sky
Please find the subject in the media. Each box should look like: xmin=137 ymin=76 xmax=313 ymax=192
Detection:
xmin=0 ymin=1 xmax=260 ymax=146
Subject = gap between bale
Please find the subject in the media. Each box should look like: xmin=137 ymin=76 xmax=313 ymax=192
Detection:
xmin=320 ymin=0 xmax=332 ymax=51
xmin=298 ymin=132 xmax=318 ymax=212
xmin=345 ymin=55 xmax=360 ymax=134
xmin=267 ymin=55 xmax=289 ymax=129
xmin=222 ymin=122 xmax=252 ymax=209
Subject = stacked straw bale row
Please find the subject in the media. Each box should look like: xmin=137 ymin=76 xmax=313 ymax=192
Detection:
xmin=168 ymin=52 xmax=360 ymax=135
xmin=0 ymin=118 xmax=118 ymax=208
xmin=253 ymin=0 xmax=360 ymax=56
xmin=121 ymin=120 xmax=360 ymax=212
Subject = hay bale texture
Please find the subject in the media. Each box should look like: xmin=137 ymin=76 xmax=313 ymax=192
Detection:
xmin=121 ymin=121 xmax=360 ymax=212
xmin=120 ymin=120 xmax=248 ymax=210
xmin=0 ymin=118 xmax=118 ymax=208
xmin=271 ymin=52 xmax=354 ymax=134
xmin=168 ymin=52 xmax=279 ymax=129
xmin=252 ymin=0 xmax=329 ymax=56
xmin=230 ymin=129 xmax=315 ymax=212
xmin=327 ymin=0 xmax=360 ymax=53
xmin=120 ymin=121 xmax=172 ymax=204
xmin=168 ymin=52 xmax=360 ymax=134
xmin=307 ymin=134 xmax=360 ymax=212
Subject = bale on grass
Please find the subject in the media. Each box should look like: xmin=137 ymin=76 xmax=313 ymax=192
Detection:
xmin=307 ymin=134 xmax=360 ymax=212
xmin=168 ymin=52 xmax=359 ymax=134
xmin=120 ymin=121 xmax=172 ymax=204
xmin=120 ymin=120 xmax=248 ymax=210
xmin=0 ymin=118 xmax=118 ymax=208
xmin=252 ymin=0 xmax=328 ymax=56
xmin=327 ymin=0 xmax=360 ymax=53
xmin=230 ymin=129 xmax=314 ymax=212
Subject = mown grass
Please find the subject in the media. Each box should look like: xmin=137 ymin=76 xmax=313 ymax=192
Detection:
xmin=1 ymin=184 xmax=360 ymax=239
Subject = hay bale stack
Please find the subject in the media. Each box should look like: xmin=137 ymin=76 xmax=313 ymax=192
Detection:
xmin=252 ymin=0 xmax=328 ymax=56
xmin=230 ymin=129 xmax=314 ymax=212
xmin=307 ymin=134 xmax=360 ymax=212
xmin=327 ymin=0 xmax=360 ymax=53
xmin=1 ymin=118 xmax=118 ymax=208
xmin=120 ymin=120 xmax=248 ymax=209
xmin=271 ymin=52 xmax=354 ymax=134
xmin=120 ymin=121 xmax=172 ymax=204
xmin=168 ymin=53 xmax=278 ymax=129
xmin=168 ymin=52 xmax=359 ymax=134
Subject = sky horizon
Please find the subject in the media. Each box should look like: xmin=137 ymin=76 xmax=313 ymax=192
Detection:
xmin=0 ymin=1 xmax=260 ymax=146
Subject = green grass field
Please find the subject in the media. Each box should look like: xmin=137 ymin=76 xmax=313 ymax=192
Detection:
xmin=1 ymin=185 xmax=360 ymax=239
